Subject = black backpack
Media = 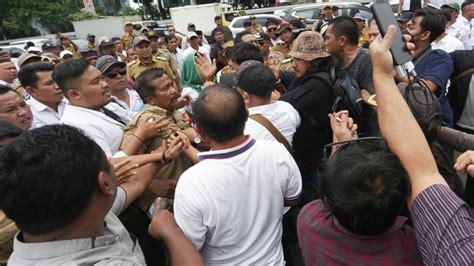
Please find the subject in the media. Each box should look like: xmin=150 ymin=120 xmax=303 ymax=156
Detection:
xmin=313 ymin=65 xmax=366 ymax=128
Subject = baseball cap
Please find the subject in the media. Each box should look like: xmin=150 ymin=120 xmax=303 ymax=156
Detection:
xmin=234 ymin=60 xmax=276 ymax=98
xmin=42 ymin=40 xmax=61 ymax=50
xmin=397 ymin=12 xmax=413 ymax=22
xmin=26 ymin=46 xmax=41 ymax=53
xmin=250 ymin=15 xmax=256 ymax=19
xmin=441 ymin=2 xmax=461 ymax=12
xmin=277 ymin=23 xmax=292 ymax=34
xmin=87 ymin=33 xmax=96 ymax=38
xmin=59 ymin=50 xmax=73 ymax=59
xmin=124 ymin=21 xmax=133 ymax=26
xmin=188 ymin=22 xmax=196 ymax=27
xmin=146 ymin=31 xmax=159 ymax=40
xmin=17 ymin=52 xmax=41 ymax=67
xmin=323 ymin=5 xmax=332 ymax=10
xmin=79 ymin=48 xmax=98 ymax=59
xmin=255 ymin=32 xmax=271 ymax=42
xmin=96 ymin=55 xmax=126 ymax=73
xmin=133 ymin=35 xmax=151 ymax=46
xmin=266 ymin=19 xmax=279 ymax=28
xmin=243 ymin=19 xmax=252 ymax=27
xmin=41 ymin=52 xmax=60 ymax=63
xmin=187 ymin=31 xmax=198 ymax=40
xmin=289 ymin=31 xmax=329 ymax=61
xmin=353 ymin=13 xmax=366 ymax=21
xmin=100 ymin=38 xmax=115 ymax=48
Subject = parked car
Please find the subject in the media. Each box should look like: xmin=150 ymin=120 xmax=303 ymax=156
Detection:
xmin=283 ymin=2 xmax=372 ymax=26
xmin=229 ymin=14 xmax=282 ymax=36
xmin=0 ymin=45 xmax=25 ymax=58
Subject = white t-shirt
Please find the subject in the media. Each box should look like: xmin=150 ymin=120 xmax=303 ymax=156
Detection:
xmin=27 ymin=97 xmax=68 ymax=129
xmin=174 ymin=137 xmax=302 ymax=265
xmin=245 ymin=101 xmax=300 ymax=145
xmin=110 ymin=88 xmax=144 ymax=113
xmin=9 ymin=187 xmax=145 ymax=265
xmin=447 ymin=16 xmax=473 ymax=50
xmin=431 ymin=33 xmax=464 ymax=53
xmin=61 ymin=105 xmax=125 ymax=156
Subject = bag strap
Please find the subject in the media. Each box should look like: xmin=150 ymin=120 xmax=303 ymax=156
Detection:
xmin=452 ymin=68 xmax=474 ymax=83
xmin=249 ymin=114 xmax=293 ymax=153
xmin=413 ymin=47 xmax=432 ymax=66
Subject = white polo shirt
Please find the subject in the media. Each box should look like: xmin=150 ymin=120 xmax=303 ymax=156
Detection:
xmin=8 ymin=187 xmax=145 ymax=265
xmin=61 ymin=105 xmax=125 ymax=156
xmin=174 ymin=136 xmax=302 ymax=265
xmin=110 ymin=89 xmax=144 ymax=113
xmin=431 ymin=33 xmax=464 ymax=53
xmin=27 ymin=97 xmax=68 ymax=129
xmin=447 ymin=16 xmax=473 ymax=50
xmin=245 ymin=101 xmax=300 ymax=145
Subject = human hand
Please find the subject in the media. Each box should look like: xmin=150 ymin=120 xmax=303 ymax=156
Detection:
xmin=149 ymin=179 xmax=177 ymax=198
xmin=454 ymin=150 xmax=474 ymax=176
xmin=171 ymin=95 xmax=192 ymax=109
xmin=113 ymin=158 xmax=139 ymax=185
xmin=136 ymin=116 xmax=168 ymax=140
xmin=329 ymin=110 xmax=358 ymax=142
xmin=267 ymin=57 xmax=282 ymax=80
xmin=154 ymin=137 xmax=185 ymax=162
xmin=195 ymin=53 xmax=217 ymax=81
xmin=203 ymin=81 xmax=215 ymax=89
xmin=369 ymin=25 xmax=415 ymax=77
xmin=148 ymin=198 xmax=179 ymax=240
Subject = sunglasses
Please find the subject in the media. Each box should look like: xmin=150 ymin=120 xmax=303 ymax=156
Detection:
xmin=323 ymin=137 xmax=385 ymax=159
xmin=105 ymin=68 xmax=126 ymax=79
xmin=267 ymin=27 xmax=277 ymax=32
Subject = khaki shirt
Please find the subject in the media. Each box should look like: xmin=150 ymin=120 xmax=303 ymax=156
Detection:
xmin=271 ymin=43 xmax=291 ymax=58
xmin=126 ymin=57 xmax=175 ymax=81
xmin=154 ymin=49 xmax=179 ymax=72
xmin=359 ymin=26 xmax=369 ymax=47
xmin=121 ymin=33 xmax=135 ymax=49
xmin=0 ymin=211 xmax=17 ymax=263
xmin=121 ymin=105 xmax=193 ymax=210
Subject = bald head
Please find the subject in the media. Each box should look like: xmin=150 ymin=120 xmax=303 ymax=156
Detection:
xmin=193 ymin=85 xmax=247 ymax=143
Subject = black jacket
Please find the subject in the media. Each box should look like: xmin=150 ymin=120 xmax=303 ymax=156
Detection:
xmin=280 ymin=57 xmax=335 ymax=166
xmin=448 ymin=50 xmax=474 ymax=123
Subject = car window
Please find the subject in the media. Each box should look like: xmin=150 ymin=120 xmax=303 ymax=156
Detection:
xmin=9 ymin=48 xmax=23 ymax=58
xmin=257 ymin=17 xmax=279 ymax=25
xmin=233 ymin=18 xmax=244 ymax=28
xmin=294 ymin=9 xmax=318 ymax=20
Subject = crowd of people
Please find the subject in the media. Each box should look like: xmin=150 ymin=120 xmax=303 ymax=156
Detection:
xmin=0 ymin=1 xmax=474 ymax=265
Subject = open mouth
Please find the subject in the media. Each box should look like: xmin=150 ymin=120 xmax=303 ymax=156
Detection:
xmin=21 ymin=117 xmax=31 ymax=123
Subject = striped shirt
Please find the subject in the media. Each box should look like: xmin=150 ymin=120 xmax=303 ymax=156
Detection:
xmin=410 ymin=184 xmax=474 ymax=265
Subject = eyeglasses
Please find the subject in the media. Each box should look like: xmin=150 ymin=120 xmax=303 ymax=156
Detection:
xmin=105 ymin=68 xmax=127 ymax=79
xmin=267 ymin=27 xmax=277 ymax=32
xmin=323 ymin=137 xmax=385 ymax=159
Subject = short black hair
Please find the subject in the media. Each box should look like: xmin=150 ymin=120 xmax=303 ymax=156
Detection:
xmin=228 ymin=43 xmax=263 ymax=65
xmin=135 ymin=67 xmax=165 ymax=102
xmin=321 ymin=141 xmax=409 ymax=235
xmin=412 ymin=9 xmax=446 ymax=43
xmin=332 ymin=6 xmax=340 ymax=12
xmin=18 ymin=62 xmax=55 ymax=88
xmin=0 ymin=58 xmax=12 ymax=64
xmin=214 ymin=15 xmax=221 ymax=21
xmin=462 ymin=0 xmax=474 ymax=11
xmin=193 ymin=84 xmax=247 ymax=143
xmin=52 ymin=59 xmax=90 ymax=98
xmin=235 ymin=30 xmax=254 ymax=44
xmin=0 ymin=124 xmax=110 ymax=235
xmin=328 ymin=16 xmax=359 ymax=46
xmin=164 ymin=35 xmax=177 ymax=44
xmin=0 ymin=84 xmax=13 ymax=95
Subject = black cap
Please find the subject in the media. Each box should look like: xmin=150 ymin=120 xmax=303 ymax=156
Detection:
xmin=235 ymin=60 xmax=276 ymax=98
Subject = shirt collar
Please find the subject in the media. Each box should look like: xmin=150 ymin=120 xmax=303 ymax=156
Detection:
xmin=29 ymin=97 xmax=67 ymax=112
xmin=332 ymin=215 xmax=409 ymax=240
xmin=198 ymin=135 xmax=255 ymax=161
xmin=248 ymin=102 xmax=275 ymax=116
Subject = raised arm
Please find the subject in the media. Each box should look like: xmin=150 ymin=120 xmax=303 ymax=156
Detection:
xmin=370 ymin=25 xmax=446 ymax=205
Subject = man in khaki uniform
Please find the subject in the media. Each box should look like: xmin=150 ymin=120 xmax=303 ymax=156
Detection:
xmin=121 ymin=68 xmax=196 ymax=211
xmin=121 ymin=22 xmax=135 ymax=49
xmin=272 ymin=24 xmax=293 ymax=58
xmin=147 ymin=31 xmax=181 ymax=85
xmin=127 ymin=36 xmax=175 ymax=82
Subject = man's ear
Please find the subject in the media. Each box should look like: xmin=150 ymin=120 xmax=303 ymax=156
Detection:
xmin=25 ymin=86 xmax=36 ymax=97
xmin=195 ymin=123 xmax=210 ymax=144
xmin=338 ymin=36 xmax=347 ymax=47
xmin=68 ymin=89 xmax=81 ymax=101
xmin=242 ymin=91 xmax=251 ymax=104
xmin=97 ymin=171 xmax=116 ymax=197
xmin=145 ymin=96 xmax=155 ymax=105
xmin=420 ymin=31 xmax=431 ymax=42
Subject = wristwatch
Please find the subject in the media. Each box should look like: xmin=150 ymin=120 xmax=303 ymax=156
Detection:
xmin=193 ymin=134 xmax=202 ymax=144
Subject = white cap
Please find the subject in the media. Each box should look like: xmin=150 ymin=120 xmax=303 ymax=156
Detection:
xmin=26 ymin=46 xmax=41 ymax=53
xmin=187 ymin=31 xmax=198 ymax=40
xmin=60 ymin=50 xmax=73 ymax=58
xmin=353 ymin=13 xmax=366 ymax=21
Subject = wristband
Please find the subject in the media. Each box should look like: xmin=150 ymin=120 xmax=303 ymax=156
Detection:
xmin=133 ymin=134 xmax=145 ymax=143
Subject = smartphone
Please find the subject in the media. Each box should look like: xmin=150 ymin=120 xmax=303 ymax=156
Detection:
xmin=371 ymin=2 xmax=415 ymax=77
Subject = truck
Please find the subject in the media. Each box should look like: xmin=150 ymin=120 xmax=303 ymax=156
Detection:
xmin=170 ymin=3 xmax=240 ymax=36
